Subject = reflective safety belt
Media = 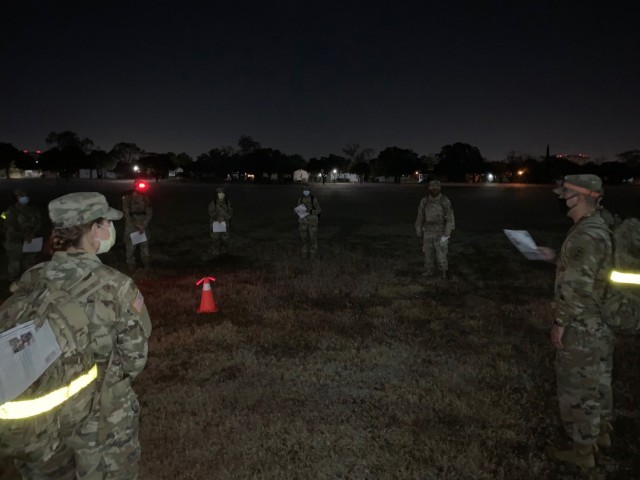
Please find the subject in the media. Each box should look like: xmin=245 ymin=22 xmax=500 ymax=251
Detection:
xmin=610 ymin=270 xmax=640 ymax=285
xmin=0 ymin=364 xmax=98 ymax=420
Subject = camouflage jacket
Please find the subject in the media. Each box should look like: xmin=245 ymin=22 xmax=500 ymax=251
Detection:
xmin=554 ymin=213 xmax=613 ymax=332
xmin=415 ymin=194 xmax=455 ymax=236
xmin=14 ymin=252 xmax=152 ymax=386
xmin=208 ymin=197 xmax=233 ymax=223
xmin=122 ymin=191 xmax=152 ymax=230
xmin=2 ymin=204 xmax=41 ymax=243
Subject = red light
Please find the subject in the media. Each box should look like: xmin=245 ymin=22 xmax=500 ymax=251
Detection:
xmin=22 ymin=150 xmax=28 ymax=154
xmin=35 ymin=150 xmax=41 ymax=154
xmin=136 ymin=182 xmax=148 ymax=191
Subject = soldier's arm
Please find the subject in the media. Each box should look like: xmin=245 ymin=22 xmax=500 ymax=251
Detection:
xmin=225 ymin=200 xmax=233 ymax=221
xmin=143 ymin=197 xmax=153 ymax=228
xmin=116 ymin=281 xmax=151 ymax=380
xmin=443 ymin=198 xmax=455 ymax=236
xmin=415 ymin=198 xmax=426 ymax=231
xmin=122 ymin=195 xmax=133 ymax=224
xmin=554 ymin=232 xmax=609 ymax=326
xmin=208 ymin=200 xmax=216 ymax=221
xmin=313 ymin=198 xmax=321 ymax=216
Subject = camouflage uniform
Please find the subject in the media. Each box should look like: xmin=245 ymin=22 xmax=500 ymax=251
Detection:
xmin=296 ymin=191 xmax=321 ymax=258
xmin=2 ymin=192 xmax=42 ymax=281
xmin=414 ymin=182 xmax=455 ymax=275
xmin=2 ymin=193 xmax=151 ymax=479
xmin=208 ymin=187 xmax=233 ymax=256
xmin=122 ymin=190 xmax=152 ymax=270
xmin=553 ymin=201 xmax=613 ymax=448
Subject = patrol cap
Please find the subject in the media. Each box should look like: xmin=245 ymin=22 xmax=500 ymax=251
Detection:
xmin=49 ymin=192 xmax=123 ymax=228
xmin=553 ymin=174 xmax=602 ymax=198
xmin=216 ymin=187 xmax=225 ymax=193
xmin=428 ymin=180 xmax=441 ymax=188
xmin=14 ymin=189 xmax=26 ymax=197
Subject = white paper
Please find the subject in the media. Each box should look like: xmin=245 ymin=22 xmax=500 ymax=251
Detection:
xmin=129 ymin=231 xmax=148 ymax=245
xmin=294 ymin=204 xmax=309 ymax=219
xmin=0 ymin=320 xmax=62 ymax=404
xmin=504 ymin=229 xmax=547 ymax=261
xmin=22 ymin=237 xmax=43 ymax=253
xmin=212 ymin=221 xmax=227 ymax=233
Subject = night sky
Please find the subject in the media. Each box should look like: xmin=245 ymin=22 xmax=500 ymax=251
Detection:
xmin=2 ymin=1 xmax=639 ymax=161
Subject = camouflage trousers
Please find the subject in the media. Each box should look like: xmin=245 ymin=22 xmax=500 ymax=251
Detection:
xmin=422 ymin=234 xmax=448 ymax=273
xmin=66 ymin=378 xmax=141 ymax=480
xmin=1 ymin=382 xmax=94 ymax=480
xmin=555 ymin=326 xmax=614 ymax=445
xmin=299 ymin=217 xmax=319 ymax=256
xmin=123 ymin=227 xmax=150 ymax=270
xmin=211 ymin=231 xmax=229 ymax=255
xmin=3 ymin=240 xmax=38 ymax=281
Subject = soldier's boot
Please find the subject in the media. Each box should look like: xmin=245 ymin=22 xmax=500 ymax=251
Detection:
xmin=597 ymin=421 xmax=613 ymax=449
xmin=545 ymin=441 xmax=596 ymax=469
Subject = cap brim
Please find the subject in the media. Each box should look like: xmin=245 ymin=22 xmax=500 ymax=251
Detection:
xmin=105 ymin=207 xmax=123 ymax=221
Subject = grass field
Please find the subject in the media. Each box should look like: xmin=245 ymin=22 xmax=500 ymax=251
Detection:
xmin=1 ymin=179 xmax=639 ymax=479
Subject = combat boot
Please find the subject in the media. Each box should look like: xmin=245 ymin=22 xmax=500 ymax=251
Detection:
xmin=545 ymin=440 xmax=596 ymax=469
xmin=597 ymin=421 xmax=613 ymax=449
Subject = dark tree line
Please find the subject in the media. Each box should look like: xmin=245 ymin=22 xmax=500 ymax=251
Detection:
xmin=2 ymin=132 xmax=639 ymax=183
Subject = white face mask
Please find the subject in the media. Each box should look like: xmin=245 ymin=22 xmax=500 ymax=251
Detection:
xmin=217 ymin=193 xmax=225 ymax=200
xmin=18 ymin=196 xmax=29 ymax=205
xmin=302 ymin=190 xmax=310 ymax=197
xmin=96 ymin=222 xmax=116 ymax=254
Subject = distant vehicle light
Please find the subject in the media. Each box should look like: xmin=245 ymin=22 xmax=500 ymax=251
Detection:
xmin=136 ymin=181 xmax=148 ymax=191
xmin=487 ymin=173 xmax=494 ymax=182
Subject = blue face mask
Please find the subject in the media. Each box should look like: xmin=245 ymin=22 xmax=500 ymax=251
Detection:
xmin=302 ymin=190 xmax=310 ymax=197
xmin=18 ymin=196 xmax=29 ymax=205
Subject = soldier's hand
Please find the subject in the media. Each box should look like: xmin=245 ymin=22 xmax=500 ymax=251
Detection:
xmin=550 ymin=324 xmax=564 ymax=349
xmin=440 ymin=236 xmax=449 ymax=245
xmin=138 ymin=227 xmax=145 ymax=234
xmin=416 ymin=229 xmax=421 ymax=238
xmin=537 ymin=246 xmax=556 ymax=262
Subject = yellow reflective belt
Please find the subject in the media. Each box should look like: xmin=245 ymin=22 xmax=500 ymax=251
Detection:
xmin=610 ymin=270 xmax=640 ymax=285
xmin=0 ymin=364 xmax=98 ymax=420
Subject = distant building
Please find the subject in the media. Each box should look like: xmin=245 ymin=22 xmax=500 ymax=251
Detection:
xmin=293 ymin=169 xmax=309 ymax=182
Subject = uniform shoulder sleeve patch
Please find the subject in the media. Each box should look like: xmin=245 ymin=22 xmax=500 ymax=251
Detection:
xmin=131 ymin=289 xmax=145 ymax=313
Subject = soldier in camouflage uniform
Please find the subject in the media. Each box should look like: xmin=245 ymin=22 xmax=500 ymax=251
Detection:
xmin=296 ymin=186 xmax=321 ymax=259
xmin=122 ymin=181 xmax=153 ymax=271
xmin=539 ymin=175 xmax=614 ymax=470
xmin=5 ymin=192 xmax=151 ymax=479
xmin=208 ymin=186 xmax=233 ymax=256
xmin=415 ymin=180 xmax=455 ymax=279
xmin=2 ymin=189 xmax=42 ymax=281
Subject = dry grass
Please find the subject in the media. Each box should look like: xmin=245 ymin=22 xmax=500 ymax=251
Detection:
xmin=1 ymin=182 xmax=639 ymax=479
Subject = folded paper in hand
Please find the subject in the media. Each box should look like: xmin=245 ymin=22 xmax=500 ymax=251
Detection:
xmin=504 ymin=229 xmax=546 ymax=261
xmin=130 ymin=231 xmax=148 ymax=245
xmin=294 ymin=204 xmax=309 ymax=219
xmin=212 ymin=221 xmax=227 ymax=233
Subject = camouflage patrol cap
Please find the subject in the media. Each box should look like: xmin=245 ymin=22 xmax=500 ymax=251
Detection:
xmin=48 ymin=192 xmax=123 ymax=228
xmin=428 ymin=180 xmax=441 ymax=188
xmin=553 ymin=174 xmax=602 ymax=198
xmin=14 ymin=189 xmax=26 ymax=197
xmin=216 ymin=187 xmax=225 ymax=193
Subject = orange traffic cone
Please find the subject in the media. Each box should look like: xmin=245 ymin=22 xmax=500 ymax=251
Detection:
xmin=196 ymin=276 xmax=218 ymax=313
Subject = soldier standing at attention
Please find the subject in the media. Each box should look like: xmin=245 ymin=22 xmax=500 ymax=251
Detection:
xmin=122 ymin=180 xmax=152 ymax=271
xmin=2 ymin=189 xmax=41 ymax=281
xmin=3 ymin=192 xmax=151 ymax=479
xmin=538 ymin=175 xmax=614 ymax=470
xmin=415 ymin=180 xmax=455 ymax=280
xmin=296 ymin=186 xmax=321 ymax=259
xmin=208 ymin=186 xmax=233 ymax=256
